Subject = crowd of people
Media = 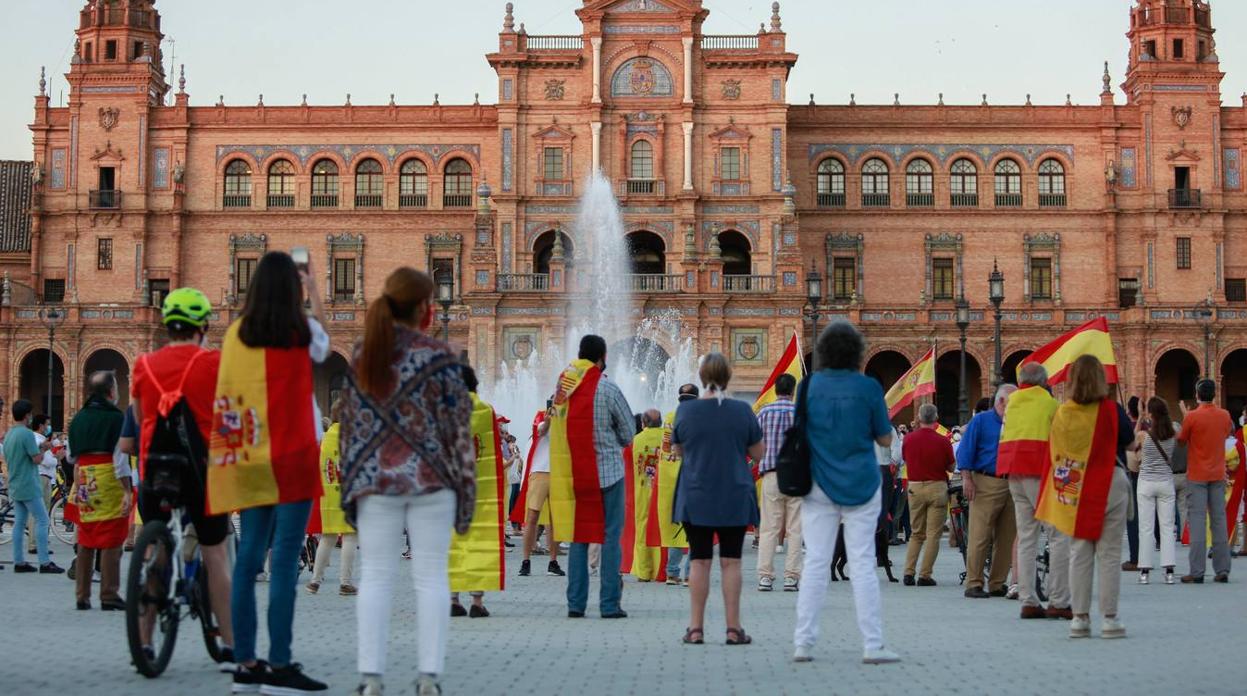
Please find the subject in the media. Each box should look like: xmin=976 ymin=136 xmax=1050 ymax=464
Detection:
xmin=4 ymin=252 xmax=1245 ymax=692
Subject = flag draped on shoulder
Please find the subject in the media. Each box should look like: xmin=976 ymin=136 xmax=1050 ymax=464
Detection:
xmin=997 ymin=385 xmax=1060 ymax=477
xmin=646 ymin=410 xmax=686 ymax=548
xmin=627 ymin=427 xmax=666 ymax=580
xmin=307 ymin=423 xmax=352 ymax=535
xmin=1022 ymin=318 xmax=1117 ymax=385
xmin=549 ymin=359 xmax=604 ymax=544
xmin=754 ymin=334 xmax=804 ymax=413
xmin=207 ymin=320 xmax=321 ymax=515
xmin=1035 ymin=399 xmax=1118 ymax=540
xmin=449 ymin=394 xmax=506 ymax=592
xmin=508 ymin=410 xmax=550 ymax=526
xmin=884 ymin=348 xmax=936 ymax=418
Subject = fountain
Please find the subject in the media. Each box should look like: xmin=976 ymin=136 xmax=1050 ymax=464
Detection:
xmin=481 ymin=173 xmax=699 ymax=453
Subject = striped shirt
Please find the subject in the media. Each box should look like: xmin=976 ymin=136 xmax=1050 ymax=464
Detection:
xmin=1139 ymin=424 xmax=1179 ymax=483
xmin=756 ymin=399 xmax=795 ymax=474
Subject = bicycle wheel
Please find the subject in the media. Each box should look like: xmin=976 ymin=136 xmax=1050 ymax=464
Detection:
xmin=0 ymin=494 xmax=13 ymax=545
xmin=49 ymin=494 xmax=76 ymax=545
xmin=126 ymin=521 xmax=180 ymax=678
xmin=192 ymin=563 xmax=228 ymax=663
xmin=1035 ymin=548 xmax=1050 ymax=603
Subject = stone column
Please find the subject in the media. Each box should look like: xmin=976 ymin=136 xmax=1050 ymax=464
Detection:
xmin=592 ymin=37 xmax=603 ymax=103
xmin=682 ymin=122 xmax=694 ymax=190
xmin=591 ymin=121 xmax=603 ymax=173
xmin=682 ymin=37 xmax=694 ymax=104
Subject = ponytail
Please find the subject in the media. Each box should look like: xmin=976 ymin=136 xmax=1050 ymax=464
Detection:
xmin=355 ymin=267 xmax=434 ymax=399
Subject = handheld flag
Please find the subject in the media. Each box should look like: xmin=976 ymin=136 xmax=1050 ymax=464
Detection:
xmin=1022 ymin=318 xmax=1117 ymax=385
xmin=754 ymin=333 xmax=804 ymax=413
xmin=884 ymin=348 xmax=936 ymax=418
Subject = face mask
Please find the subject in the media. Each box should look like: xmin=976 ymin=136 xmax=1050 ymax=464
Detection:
xmin=1240 ymin=415 xmax=1246 ymax=427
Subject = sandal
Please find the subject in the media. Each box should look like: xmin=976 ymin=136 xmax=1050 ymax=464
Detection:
xmin=725 ymin=627 xmax=752 ymax=645
xmin=682 ymin=627 xmax=704 ymax=645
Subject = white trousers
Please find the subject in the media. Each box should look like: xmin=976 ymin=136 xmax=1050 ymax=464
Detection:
xmin=356 ymin=491 xmax=455 ymax=677
xmin=1137 ymin=478 xmax=1177 ymax=570
xmin=794 ymin=486 xmax=884 ymax=652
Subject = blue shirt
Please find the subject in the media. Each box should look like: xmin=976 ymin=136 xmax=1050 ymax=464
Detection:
xmin=805 ymin=370 xmax=892 ymax=506
xmin=3 ymin=424 xmax=42 ymax=502
xmin=956 ymin=409 xmax=1004 ymax=475
xmin=671 ymin=397 xmax=763 ymax=527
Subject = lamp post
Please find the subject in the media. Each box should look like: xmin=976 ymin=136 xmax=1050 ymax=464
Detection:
xmin=39 ymin=307 xmax=65 ymax=427
xmin=988 ymin=260 xmax=1005 ymax=388
xmin=1196 ymin=299 xmax=1214 ymax=379
xmin=955 ymin=295 xmax=971 ymax=426
xmin=437 ymin=276 xmax=454 ymax=342
xmin=806 ymin=262 xmax=823 ymax=354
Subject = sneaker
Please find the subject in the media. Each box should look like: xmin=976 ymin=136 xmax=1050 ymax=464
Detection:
xmin=862 ymin=647 xmax=901 ymax=664
xmin=256 ymin=572 xmax=269 ymax=583
xmin=352 ymin=676 xmax=383 ymax=696
xmin=758 ymin=576 xmax=774 ymax=592
xmin=533 ymin=545 xmax=548 ymax=556
xmin=547 ymin=560 xmax=566 ymax=577
xmin=1101 ymin=617 xmax=1127 ymax=639
xmin=232 ymin=661 xmax=269 ymax=694
xmin=783 ymin=577 xmax=799 ymax=592
xmin=401 ymin=549 xmax=412 ymax=560
xmin=39 ymin=562 xmax=65 ymax=574
xmin=1069 ymin=616 xmax=1091 ymax=639
xmin=1164 ymin=570 xmax=1176 ymax=585
xmin=666 ymin=575 xmax=681 ymax=586
xmin=469 ymin=604 xmax=489 ymax=618
xmin=13 ymin=563 xmax=37 ymax=573
xmin=339 ymin=584 xmax=358 ymax=596
xmin=518 ymin=560 xmax=531 ymax=577
xmin=450 ymin=603 xmax=467 ymax=617
xmin=793 ymin=645 xmax=813 ymax=663
xmin=261 ymin=662 xmax=327 ymax=694
xmin=415 ymin=675 xmax=441 ymax=696
xmin=305 ymin=582 xmax=320 ymax=595
xmin=1138 ymin=571 xmax=1149 ymax=585
xmin=1004 ymin=584 xmax=1019 ymax=600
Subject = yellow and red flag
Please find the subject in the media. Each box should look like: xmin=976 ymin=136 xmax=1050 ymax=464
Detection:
xmin=508 ymin=410 xmax=550 ymax=526
xmin=997 ymin=385 xmax=1060 ymax=477
xmin=207 ymin=320 xmax=321 ymax=515
xmin=753 ymin=333 xmax=804 ymax=413
xmin=646 ymin=410 xmax=686 ymax=549
xmin=549 ymin=359 xmax=605 ymax=544
xmin=449 ymin=394 xmax=507 ymax=592
xmin=307 ymin=423 xmax=352 ymax=535
xmin=1023 ymin=317 xmax=1118 ymax=385
xmin=1035 ymin=399 xmax=1118 ymax=540
xmin=884 ymin=348 xmax=936 ymax=418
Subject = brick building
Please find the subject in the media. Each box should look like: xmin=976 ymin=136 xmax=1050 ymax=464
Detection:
xmin=8 ymin=0 xmax=1247 ymax=427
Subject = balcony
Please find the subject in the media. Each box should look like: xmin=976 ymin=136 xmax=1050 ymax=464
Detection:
xmin=1169 ymin=189 xmax=1202 ymax=209
xmin=995 ymin=193 xmax=1023 ymax=207
xmin=399 ymin=194 xmax=428 ymax=209
xmin=355 ymin=194 xmax=383 ymax=209
xmin=701 ymin=35 xmax=760 ymax=50
xmin=496 ymin=274 xmax=549 ymax=292
xmin=723 ymin=275 xmax=776 ymax=293
xmin=861 ymin=193 xmax=890 ymax=208
xmin=444 ymin=194 xmax=473 ymax=208
xmin=950 ymin=193 xmax=979 ymax=208
xmin=630 ymin=274 xmax=682 ymax=293
xmin=222 ymin=194 xmax=252 ymax=208
xmin=906 ymin=193 xmax=934 ymax=208
xmin=817 ymin=193 xmax=846 ymax=208
xmin=626 ymin=179 xmax=658 ymax=195
xmin=523 ymin=35 xmax=584 ymax=51
xmin=89 ymin=189 xmax=121 ymax=209
xmin=267 ymin=194 xmax=295 ymax=209
xmin=311 ymin=194 xmax=339 ymax=208
xmin=1039 ymin=193 xmax=1067 ymax=208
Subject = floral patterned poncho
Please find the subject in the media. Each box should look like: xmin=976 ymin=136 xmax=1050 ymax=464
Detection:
xmin=338 ymin=326 xmax=476 ymax=534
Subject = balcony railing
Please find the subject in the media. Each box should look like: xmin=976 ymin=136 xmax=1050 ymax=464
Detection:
xmin=496 ymin=274 xmax=550 ymax=292
xmin=524 ymin=35 xmax=584 ymax=51
xmin=626 ymin=179 xmax=657 ymax=195
xmin=817 ymin=192 xmax=846 ymax=208
xmin=1169 ymin=189 xmax=1202 ymax=209
xmin=444 ymin=194 xmax=473 ymax=208
xmin=630 ymin=274 xmax=682 ymax=293
xmin=1039 ymin=193 xmax=1067 ymax=208
xmin=995 ymin=193 xmax=1023 ymax=207
xmin=701 ymin=35 xmax=760 ymax=50
xmin=906 ymin=193 xmax=934 ymax=208
xmin=311 ymin=194 xmax=339 ymax=208
xmin=267 ymin=194 xmax=295 ymax=209
xmin=222 ymin=194 xmax=251 ymax=208
xmin=89 ymin=189 xmax=121 ymax=209
xmin=723 ymin=275 xmax=776 ymax=293
xmin=950 ymin=193 xmax=979 ymax=207
xmin=399 ymin=194 xmax=428 ymax=209
xmin=861 ymin=193 xmax=890 ymax=208
xmin=355 ymin=194 xmax=383 ymax=209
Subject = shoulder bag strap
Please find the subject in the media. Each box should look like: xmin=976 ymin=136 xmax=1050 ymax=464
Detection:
xmin=1148 ymin=433 xmax=1170 ymax=464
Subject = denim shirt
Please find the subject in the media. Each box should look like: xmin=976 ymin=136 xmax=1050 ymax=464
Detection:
xmin=805 ymin=370 xmax=892 ymax=506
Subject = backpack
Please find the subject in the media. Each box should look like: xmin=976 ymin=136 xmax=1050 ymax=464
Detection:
xmin=776 ymin=376 xmax=813 ymax=497
xmin=139 ymin=352 xmax=209 ymax=511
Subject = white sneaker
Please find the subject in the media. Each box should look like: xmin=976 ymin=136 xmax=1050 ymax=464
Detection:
xmin=1164 ymin=570 xmax=1176 ymax=585
xmin=1138 ymin=571 xmax=1150 ymax=585
xmin=862 ymin=647 xmax=901 ymax=664
xmin=1101 ymin=617 xmax=1127 ymax=639
xmin=1069 ymin=616 xmax=1091 ymax=639
xmin=776 ymin=544 xmax=785 ymax=554
xmin=783 ymin=577 xmax=799 ymax=592
xmin=758 ymin=576 xmax=774 ymax=592
xmin=415 ymin=675 xmax=441 ymax=696
xmin=353 ymin=676 xmax=383 ymax=696
xmin=793 ymin=645 xmax=813 ymax=663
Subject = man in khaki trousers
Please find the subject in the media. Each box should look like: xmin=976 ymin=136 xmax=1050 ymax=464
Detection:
xmin=958 ymin=385 xmax=1018 ymax=598
xmin=756 ymin=374 xmax=802 ymax=591
xmin=900 ymin=404 xmax=956 ymax=585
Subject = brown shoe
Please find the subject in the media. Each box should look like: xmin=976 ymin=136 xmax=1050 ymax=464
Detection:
xmin=1180 ymin=575 xmax=1204 ymax=584
xmin=1214 ymin=573 xmax=1229 ymax=584
xmin=1020 ymin=605 xmax=1047 ymax=619
xmin=1045 ymin=605 xmax=1073 ymax=620
xmin=305 ymin=582 xmax=321 ymax=595
xmin=339 ymin=584 xmax=358 ymax=596
xmin=988 ymin=586 xmax=1008 ymax=597
xmin=963 ymin=587 xmax=990 ymax=599
xmin=1121 ymin=562 xmax=1138 ymax=572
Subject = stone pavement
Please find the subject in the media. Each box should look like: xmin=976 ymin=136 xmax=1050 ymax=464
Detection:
xmin=1 ymin=535 xmax=1244 ymax=696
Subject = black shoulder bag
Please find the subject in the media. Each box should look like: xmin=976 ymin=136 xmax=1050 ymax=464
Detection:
xmin=776 ymin=376 xmax=813 ymax=497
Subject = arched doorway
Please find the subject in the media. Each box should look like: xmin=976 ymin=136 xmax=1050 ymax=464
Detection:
xmin=717 ymin=230 xmax=752 ymax=276
xmin=626 ymin=231 xmax=666 ymax=275
xmin=1001 ymin=350 xmax=1034 ymax=385
xmin=20 ymin=349 xmax=66 ymax=430
xmin=314 ymin=352 xmax=352 ymax=420
xmin=1154 ymin=348 xmax=1200 ymax=409
xmin=83 ymin=349 xmax=131 ymax=410
xmin=532 ymin=230 xmax=574 ymax=275
xmin=1220 ymin=349 xmax=1247 ymax=418
xmin=865 ymin=350 xmax=914 ymax=425
xmin=935 ymin=351 xmax=983 ymax=426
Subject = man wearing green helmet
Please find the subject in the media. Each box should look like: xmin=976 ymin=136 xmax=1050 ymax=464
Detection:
xmin=130 ymin=286 xmax=235 ymax=662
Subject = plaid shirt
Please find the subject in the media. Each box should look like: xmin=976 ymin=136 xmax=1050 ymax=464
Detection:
xmin=756 ymin=398 xmax=796 ymax=474
xmin=592 ymin=376 xmax=635 ymax=488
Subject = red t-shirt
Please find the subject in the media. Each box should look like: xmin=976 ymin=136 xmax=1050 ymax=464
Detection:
xmin=902 ymin=427 xmax=956 ymax=482
xmin=131 ymin=344 xmax=221 ymax=470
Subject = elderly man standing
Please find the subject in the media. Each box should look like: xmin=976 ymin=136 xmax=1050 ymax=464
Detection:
xmin=958 ymin=384 xmax=1018 ymax=598
xmin=756 ymin=373 xmax=802 ymax=592
xmin=998 ymin=364 xmax=1071 ymax=619
xmin=1178 ymin=379 xmax=1234 ymax=584
xmin=900 ymin=404 xmax=955 ymax=587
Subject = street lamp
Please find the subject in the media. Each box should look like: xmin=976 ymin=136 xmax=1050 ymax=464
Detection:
xmin=1196 ymin=299 xmax=1215 ymax=379
xmin=955 ymin=295 xmax=971 ymax=426
xmin=437 ymin=276 xmax=454 ymax=342
xmin=988 ymin=259 xmax=1005 ymax=388
xmin=806 ymin=262 xmax=823 ymax=352
xmin=39 ymin=307 xmax=65 ymax=427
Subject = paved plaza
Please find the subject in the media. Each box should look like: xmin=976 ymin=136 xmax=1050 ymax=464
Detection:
xmin=1 ymin=535 xmax=1243 ymax=695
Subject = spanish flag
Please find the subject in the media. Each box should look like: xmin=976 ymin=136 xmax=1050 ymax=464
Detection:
xmin=884 ymin=348 xmax=936 ymax=418
xmin=628 ymin=427 xmax=666 ymax=580
xmin=549 ymin=359 xmax=605 ymax=544
xmin=1023 ymin=317 xmax=1118 ymax=385
xmin=754 ymin=334 xmax=804 ymax=413
xmin=307 ymin=423 xmax=352 ymax=536
xmin=508 ymin=410 xmax=551 ymax=527
xmin=646 ymin=410 xmax=687 ymax=548
xmin=449 ymin=394 xmax=506 ymax=592
xmin=997 ymin=385 xmax=1059 ymax=477
xmin=207 ymin=320 xmax=322 ymax=515
xmin=1035 ymin=399 xmax=1118 ymax=540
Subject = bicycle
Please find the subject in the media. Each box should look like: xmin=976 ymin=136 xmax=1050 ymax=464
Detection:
xmin=946 ymin=473 xmax=969 ymax=585
xmin=0 ymin=484 xmax=13 ymax=546
xmin=47 ymin=468 xmax=77 ymax=545
xmin=1035 ymin=535 xmax=1051 ymax=603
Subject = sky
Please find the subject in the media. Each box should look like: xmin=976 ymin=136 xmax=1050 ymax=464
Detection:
xmin=1 ymin=0 xmax=1245 ymax=160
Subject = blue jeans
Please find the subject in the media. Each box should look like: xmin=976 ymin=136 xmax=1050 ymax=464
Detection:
xmin=566 ymin=479 xmax=624 ymax=614
xmin=666 ymin=547 xmax=689 ymax=579
xmin=232 ymin=500 xmax=312 ymax=666
xmin=12 ymin=497 xmax=50 ymax=565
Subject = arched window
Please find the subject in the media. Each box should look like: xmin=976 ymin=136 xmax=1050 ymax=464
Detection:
xmin=532 ymin=230 xmax=574 ymax=277
xmin=266 ymin=160 xmax=295 ymax=208
xmin=861 ymin=158 xmax=890 ymax=207
xmin=311 ymin=160 xmax=339 ymax=208
xmin=443 ymin=158 xmax=473 ymax=207
xmin=628 ymin=140 xmax=655 ymax=194
xmin=950 ymin=158 xmax=979 ymax=207
xmin=719 ymin=230 xmax=759 ymax=291
xmin=223 ymin=159 xmax=252 ymax=208
xmin=399 ymin=159 xmax=428 ymax=208
xmin=905 ymin=159 xmax=933 ymax=207
xmin=354 ymin=158 xmax=383 ymax=208
xmin=817 ymin=159 xmax=845 ymax=207
xmin=1038 ymin=159 xmax=1067 ymax=207
xmin=994 ymin=159 xmax=1022 ymax=207
xmin=627 ymin=230 xmax=666 ymax=279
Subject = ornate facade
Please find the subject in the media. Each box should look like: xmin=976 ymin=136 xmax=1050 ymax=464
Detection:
xmin=8 ymin=0 xmax=1247 ymax=426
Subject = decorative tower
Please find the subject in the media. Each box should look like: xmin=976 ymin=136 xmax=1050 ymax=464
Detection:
xmin=71 ymin=0 xmax=169 ymax=104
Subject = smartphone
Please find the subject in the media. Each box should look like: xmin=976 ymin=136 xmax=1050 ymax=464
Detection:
xmin=546 ymin=399 xmax=554 ymax=410
xmin=291 ymin=246 xmax=309 ymax=272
